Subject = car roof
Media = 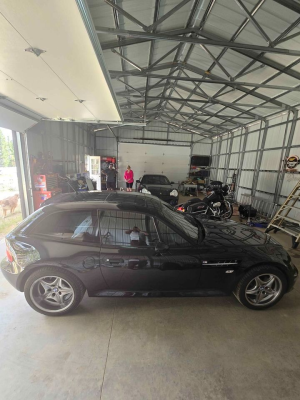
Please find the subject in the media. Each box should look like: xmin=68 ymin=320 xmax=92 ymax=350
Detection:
xmin=142 ymin=174 xmax=167 ymax=177
xmin=42 ymin=191 xmax=163 ymax=215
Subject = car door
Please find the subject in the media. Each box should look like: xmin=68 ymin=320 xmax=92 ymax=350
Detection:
xmin=98 ymin=209 xmax=202 ymax=291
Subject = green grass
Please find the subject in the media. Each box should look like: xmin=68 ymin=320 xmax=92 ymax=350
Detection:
xmin=0 ymin=212 xmax=23 ymax=239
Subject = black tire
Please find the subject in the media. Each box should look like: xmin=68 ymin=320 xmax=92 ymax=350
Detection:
xmin=234 ymin=266 xmax=287 ymax=310
xmin=24 ymin=266 xmax=86 ymax=316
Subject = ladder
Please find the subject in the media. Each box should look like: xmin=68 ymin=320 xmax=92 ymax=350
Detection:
xmin=265 ymin=180 xmax=300 ymax=249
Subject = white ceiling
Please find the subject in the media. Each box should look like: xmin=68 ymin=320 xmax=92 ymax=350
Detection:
xmin=0 ymin=0 xmax=121 ymax=127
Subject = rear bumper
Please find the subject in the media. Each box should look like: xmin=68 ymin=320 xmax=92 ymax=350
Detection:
xmin=1 ymin=258 xmax=20 ymax=290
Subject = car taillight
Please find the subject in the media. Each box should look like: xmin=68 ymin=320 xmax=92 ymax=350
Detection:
xmin=5 ymin=238 xmax=40 ymax=270
xmin=6 ymin=247 xmax=13 ymax=262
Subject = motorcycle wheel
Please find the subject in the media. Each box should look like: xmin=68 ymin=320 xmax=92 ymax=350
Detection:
xmin=222 ymin=201 xmax=233 ymax=219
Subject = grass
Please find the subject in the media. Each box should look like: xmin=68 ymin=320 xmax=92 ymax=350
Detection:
xmin=0 ymin=212 xmax=23 ymax=239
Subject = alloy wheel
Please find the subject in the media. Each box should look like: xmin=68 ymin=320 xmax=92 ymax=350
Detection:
xmin=29 ymin=275 xmax=75 ymax=313
xmin=245 ymin=274 xmax=282 ymax=307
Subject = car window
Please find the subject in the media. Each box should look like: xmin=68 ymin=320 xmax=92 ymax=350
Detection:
xmin=99 ymin=211 xmax=159 ymax=247
xmin=141 ymin=176 xmax=170 ymax=185
xmin=161 ymin=205 xmax=198 ymax=242
xmin=155 ymin=219 xmax=191 ymax=247
xmin=32 ymin=210 xmax=99 ymax=243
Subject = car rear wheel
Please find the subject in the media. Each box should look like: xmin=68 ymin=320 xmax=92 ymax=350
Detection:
xmin=234 ymin=266 xmax=287 ymax=310
xmin=24 ymin=267 xmax=86 ymax=316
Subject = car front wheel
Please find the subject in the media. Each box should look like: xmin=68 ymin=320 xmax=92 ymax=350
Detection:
xmin=234 ymin=266 xmax=287 ymax=310
xmin=24 ymin=267 xmax=86 ymax=316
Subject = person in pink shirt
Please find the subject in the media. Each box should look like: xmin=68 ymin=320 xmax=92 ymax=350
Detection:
xmin=124 ymin=165 xmax=134 ymax=192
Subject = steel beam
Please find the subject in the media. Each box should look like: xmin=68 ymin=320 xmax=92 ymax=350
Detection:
xmin=273 ymin=0 xmax=300 ymax=14
xmin=147 ymin=44 xmax=180 ymax=69
xmin=147 ymin=0 xmax=193 ymax=31
xmin=111 ymin=48 xmax=143 ymax=71
xmin=197 ymin=29 xmax=300 ymax=83
xmin=199 ymin=0 xmax=216 ymax=30
xmin=96 ymin=26 xmax=300 ymax=56
xmin=110 ymin=70 xmax=300 ymax=92
xmin=101 ymin=28 xmax=195 ymax=49
xmin=104 ymin=0 xmax=148 ymax=30
xmin=234 ymin=0 xmax=271 ymax=44
xmin=125 ymin=95 xmax=286 ymax=109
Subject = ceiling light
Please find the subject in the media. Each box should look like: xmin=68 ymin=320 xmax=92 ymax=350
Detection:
xmin=25 ymin=47 xmax=46 ymax=57
xmin=36 ymin=97 xmax=47 ymax=101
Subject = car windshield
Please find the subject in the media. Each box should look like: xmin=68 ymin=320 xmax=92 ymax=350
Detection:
xmin=161 ymin=204 xmax=200 ymax=242
xmin=142 ymin=175 xmax=170 ymax=185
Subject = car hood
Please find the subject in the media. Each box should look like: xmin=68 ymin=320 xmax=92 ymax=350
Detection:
xmin=200 ymin=218 xmax=274 ymax=247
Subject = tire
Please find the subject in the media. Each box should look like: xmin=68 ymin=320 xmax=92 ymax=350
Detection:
xmin=24 ymin=266 xmax=86 ymax=316
xmin=234 ymin=266 xmax=287 ymax=310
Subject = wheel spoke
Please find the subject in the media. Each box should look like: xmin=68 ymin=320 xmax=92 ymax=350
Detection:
xmin=60 ymin=287 xmax=73 ymax=296
xmin=255 ymin=291 xmax=264 ymax=304
xmin=39 ymin=279 xmax=51 ymax=292
xmin=265 ymin=275 xmax=275 ymax=288
xmin=255 ymin=276 xmax=264 ymax=287
xmin=246 ymin=287 xmax=259 ymax=295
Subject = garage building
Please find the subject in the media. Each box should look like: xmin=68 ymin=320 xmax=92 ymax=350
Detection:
xmin=1 ymin=1 xmax=300 ymax=399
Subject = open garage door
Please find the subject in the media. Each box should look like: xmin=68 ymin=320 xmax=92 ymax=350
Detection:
xmin=118 ymin=143 xmax=190 ymax=189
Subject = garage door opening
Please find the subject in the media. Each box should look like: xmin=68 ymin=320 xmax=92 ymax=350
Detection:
xmin=0 ymin=127 xmax=22 ymax=239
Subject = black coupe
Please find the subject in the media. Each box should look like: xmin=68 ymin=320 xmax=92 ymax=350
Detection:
xmin=137 ymin=174 xmax=179 ymax=205
xmin=1 ymin=191 xmax=298 ymax=316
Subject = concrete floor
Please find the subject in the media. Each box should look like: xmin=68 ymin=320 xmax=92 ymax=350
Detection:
xmin=1 ymin=201 xmax=300 ymax=400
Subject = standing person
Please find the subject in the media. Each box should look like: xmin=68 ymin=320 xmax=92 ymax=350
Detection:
xmin=124 ymin=165 xmax=134 ymax=192
xmin=101 ymin=163 xmax=118 ymax=191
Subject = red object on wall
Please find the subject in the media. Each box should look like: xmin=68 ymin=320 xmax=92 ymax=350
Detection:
xmin=33 ymin=189 xmax=62 ymax=210
xmin=33 ymin=174 xmax=59 ymax=192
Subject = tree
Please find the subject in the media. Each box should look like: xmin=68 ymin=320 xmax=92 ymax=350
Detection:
xmin=0 ymin=130 xmax=15 ymax=167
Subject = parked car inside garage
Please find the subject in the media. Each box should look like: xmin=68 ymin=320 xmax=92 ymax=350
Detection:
xmin=137 ymin=174 xmax=179 ymax=205
xmin=1 ymin=192 xmax=298 ymax=316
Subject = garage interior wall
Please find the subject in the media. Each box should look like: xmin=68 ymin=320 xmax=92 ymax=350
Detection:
xmin=95 ymin=121 xmax=212 ymax=187
xmin=26 ymin=121 xmax=95 ymax=175
xmin=210 ymin=111 xmax=300 ymax=217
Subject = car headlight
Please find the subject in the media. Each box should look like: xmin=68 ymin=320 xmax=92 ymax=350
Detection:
xmin=170 ymin=189 xmax=178 ymax=197
xmin=141 ymin=188 xmax=151 ymax=194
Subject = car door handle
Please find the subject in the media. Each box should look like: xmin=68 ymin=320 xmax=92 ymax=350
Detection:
xmin=105 ymin=258 xmax=124 ymax=264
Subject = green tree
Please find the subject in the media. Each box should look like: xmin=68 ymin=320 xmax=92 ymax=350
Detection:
xmin=0 ymin=130 xmax=15 ymax=167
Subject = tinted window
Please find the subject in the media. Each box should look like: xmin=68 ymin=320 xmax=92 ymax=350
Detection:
xmin=142 ymin=175 xmax=170 ymax=185
xmin=99 ymin=211 xmax=159 ymax=247
xmin=162 ymin=205 xmax=198 ymax=241
xmin=33 ymin=210 xmax=99 ymax=243
xmin=156 ymin=219 xmax=190 ymax=247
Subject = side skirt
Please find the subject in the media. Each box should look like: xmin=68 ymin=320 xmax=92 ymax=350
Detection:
xmin=91 ymin=289 xmax=230 ymax=298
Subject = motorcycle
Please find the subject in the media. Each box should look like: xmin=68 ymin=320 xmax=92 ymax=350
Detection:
xmin=176 ymin=182 xmax=233 ymax=219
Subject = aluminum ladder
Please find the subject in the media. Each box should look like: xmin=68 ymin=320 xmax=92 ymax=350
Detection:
xmin=265 ymin=180 xmax=300 ymax=249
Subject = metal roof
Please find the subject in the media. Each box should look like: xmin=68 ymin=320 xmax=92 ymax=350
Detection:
xmin=87 ymin=0 xmax=300 ymax=142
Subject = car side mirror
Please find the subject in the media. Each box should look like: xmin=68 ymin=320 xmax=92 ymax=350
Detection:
xmin=155 ymin=242 xmax=169 ymax=252
xmin=136 ymin=180 xmax=141 ymax=183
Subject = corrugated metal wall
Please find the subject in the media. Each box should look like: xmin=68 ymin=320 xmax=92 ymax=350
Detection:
xmin=210 ymin=111 xmax=300 ymax=208
xmin=26 ymin=121 xmax=94 ymax=174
